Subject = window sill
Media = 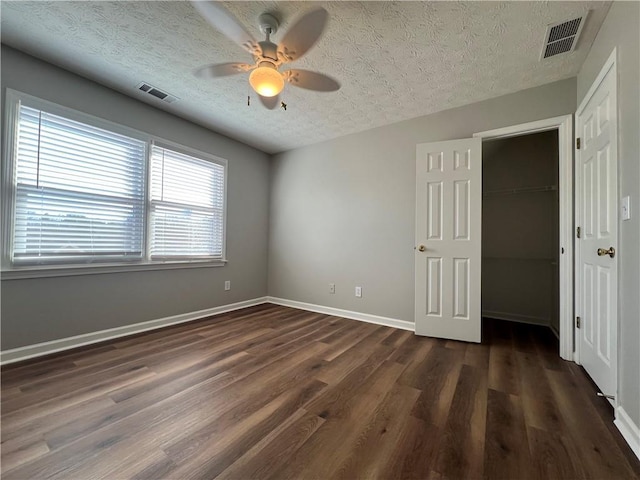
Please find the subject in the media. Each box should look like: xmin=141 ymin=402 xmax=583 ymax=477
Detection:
xmin=1 ymin=260 xmax=227 ymax=280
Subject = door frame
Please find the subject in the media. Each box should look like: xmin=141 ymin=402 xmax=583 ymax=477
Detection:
xmin=473 ymin=115 xmax=574 ymax=361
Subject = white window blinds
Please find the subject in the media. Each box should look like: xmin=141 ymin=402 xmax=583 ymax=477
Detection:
xmin=149 ymin=145 xmax=225 ymax=259
xmin=12 ymin=105 xmax=146 ymax=264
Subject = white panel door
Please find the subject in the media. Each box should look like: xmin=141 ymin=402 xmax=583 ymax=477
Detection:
xmin=576 ymin=54 xmax=618 ymax=399
xmin=415 ymin=138 xmax=482 ymax=342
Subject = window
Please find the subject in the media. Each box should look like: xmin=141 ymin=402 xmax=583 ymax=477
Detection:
xmin=2 ymin=90 xmax=227 ymax=275
xmin=12 ymin=105 xmax=146 ymax=264
xmin=149 ymin=145 xmax=225 ymax=259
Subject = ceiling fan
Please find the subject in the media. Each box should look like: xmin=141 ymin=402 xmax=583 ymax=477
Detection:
xmin=192 ymin=1 xmax=340 ymax=110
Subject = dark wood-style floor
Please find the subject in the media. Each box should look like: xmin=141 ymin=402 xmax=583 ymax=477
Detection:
xmin=2 ymin=304 xmax=639 ymax=479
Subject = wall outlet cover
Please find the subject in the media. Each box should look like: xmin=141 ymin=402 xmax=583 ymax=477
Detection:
xmin=355 ymin=286 xmax=362 ymax=298
xmin=621 ymin=195 xmax=631 ymax=221
xmin=224 ymin=280 xmax=231 ymax=291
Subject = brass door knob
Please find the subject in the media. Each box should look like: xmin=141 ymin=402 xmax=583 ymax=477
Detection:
xmin=417 ymin=245 xmax=426 ymax=252
xmin=597 ymin=247 xmax=615 ymax=258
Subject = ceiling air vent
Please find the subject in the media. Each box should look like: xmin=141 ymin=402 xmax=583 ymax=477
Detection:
xmin=136 ymin=82 xmax=178 ymax=103
xmin=540 ymin=14 xmax=587 ymax=60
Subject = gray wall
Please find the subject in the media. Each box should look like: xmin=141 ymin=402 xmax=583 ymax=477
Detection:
xmin=269 ymin=78 xmax=576 ymax=322
xmin=1 ymin=46 xmax=270 ymax=350
xmin=577 ymin=2 xmax=640 ymax=427
xmin=482 ymin=131 xmax=559 ymax=330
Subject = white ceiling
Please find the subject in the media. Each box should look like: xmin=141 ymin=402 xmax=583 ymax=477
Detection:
xmin=1 ymin=1 xmax=610 ymax=154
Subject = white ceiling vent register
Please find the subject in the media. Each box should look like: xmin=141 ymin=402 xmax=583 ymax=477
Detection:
xmin=136 ymin=82 xmax=179 ymax=103
xmin=540 ymin=14 xmax=587 ymax=60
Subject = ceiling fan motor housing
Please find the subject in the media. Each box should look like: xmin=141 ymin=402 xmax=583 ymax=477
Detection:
xmin=258 ymin=40 xmax=278 ymax=62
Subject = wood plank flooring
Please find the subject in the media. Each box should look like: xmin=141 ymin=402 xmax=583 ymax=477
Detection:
xmin=2 ymin=304 xmax=639 ymax=479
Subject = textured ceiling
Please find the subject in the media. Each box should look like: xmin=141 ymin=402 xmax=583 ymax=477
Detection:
xmin=1 ymin=1 xmax=610 ymax=154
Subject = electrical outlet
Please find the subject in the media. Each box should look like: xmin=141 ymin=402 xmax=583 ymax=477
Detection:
xmin=329 ymin=283 xmax=335 ymax=294
xmin=224 ymin=280 xmax=231 ymax=291
xmin=355 ymin=286 xmax=362 ymax=298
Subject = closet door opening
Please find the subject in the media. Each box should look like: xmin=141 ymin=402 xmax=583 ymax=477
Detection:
xmin=481 ymin=130 xmax=560 ymax=353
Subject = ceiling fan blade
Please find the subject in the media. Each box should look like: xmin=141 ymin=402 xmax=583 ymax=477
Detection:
xmin=192 ymin=1 xmax=259 ymax=55
xmin=284 ymin=70 xmax=340 ymax=92
xmin=194 ymin=63 xmax=254 ymax=78
xmin=259 ymin=94 xmax=280 ymax=110
xmin=278 ymin=8 xmax=328 ymax=63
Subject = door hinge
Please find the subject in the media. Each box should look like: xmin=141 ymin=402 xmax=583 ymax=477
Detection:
xmin=576 ymin=316 xmax=581 ymax=329
xmin=576 ymin=137 xmax=581 ymax=149
xmin=576 ymin=226 xmax=581 ymax=238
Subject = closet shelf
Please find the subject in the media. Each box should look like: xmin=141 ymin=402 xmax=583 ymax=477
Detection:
xmin=483 ymin=185 xmax=557 ymax=197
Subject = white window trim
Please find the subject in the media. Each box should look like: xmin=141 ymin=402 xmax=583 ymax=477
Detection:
xmin=1 ymin=89 xmax=228 ymax=279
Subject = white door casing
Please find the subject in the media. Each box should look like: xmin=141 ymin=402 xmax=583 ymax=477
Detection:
xmin=415 ymin=138 xmax=482 ymax=342
xmin=473 ymin=115 xmax=574 ymax=360
xmin=575 ymin=49 xmax=618 ymax=400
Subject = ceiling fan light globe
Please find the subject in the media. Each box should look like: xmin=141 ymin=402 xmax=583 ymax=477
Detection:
xmin=249 ymin=64 xmax=284 ymax=97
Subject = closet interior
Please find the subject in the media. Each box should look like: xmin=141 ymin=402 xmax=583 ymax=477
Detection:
xmin=481 ymin=130 xmax=560 ymax=335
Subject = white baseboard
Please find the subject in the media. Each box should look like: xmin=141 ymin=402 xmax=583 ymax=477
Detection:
xmin=0 ymin=297 xmax=269 ymax=366
xmin=1 ymin=296 xmax=412 ymax=366
xmin=482 ymin=309 xmax=550 ymax=326
xmin=615 ymin=406 xmax=640 ymax=461
xmin=267 ymin=296 xmax=414 ymax=332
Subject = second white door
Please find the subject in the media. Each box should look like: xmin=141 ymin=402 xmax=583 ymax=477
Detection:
xmin=575 ymin=51 xmax=618 ymax=399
